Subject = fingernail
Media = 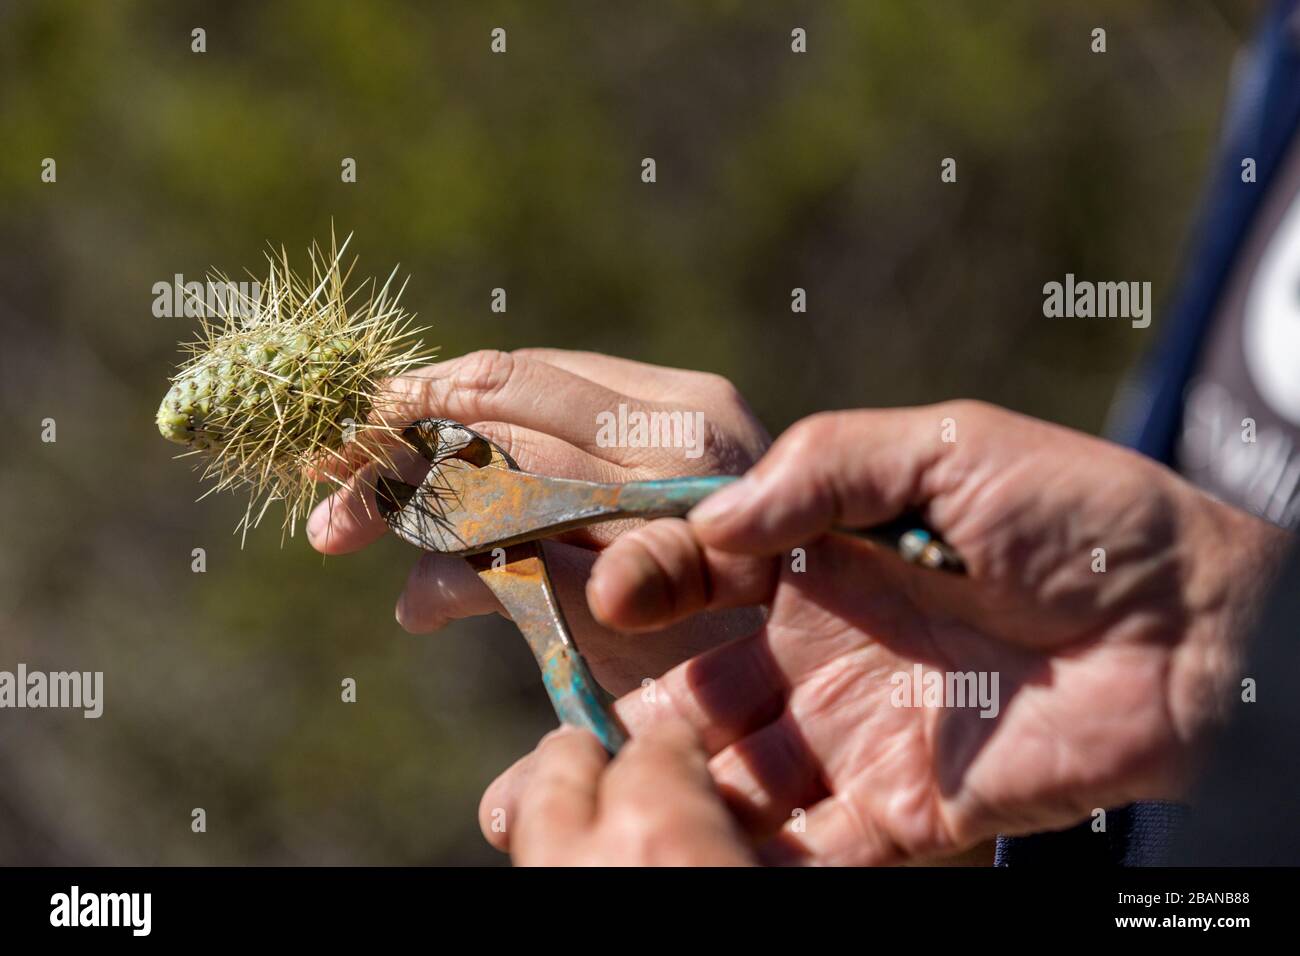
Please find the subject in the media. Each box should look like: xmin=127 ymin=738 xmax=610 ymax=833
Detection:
xmin=307 ymin=505 xmax=328 ymax=542
xmin=689 ymin=476 xmax=751 ymax=526
xmin=585 ymin=570 xmax=613 ymax=624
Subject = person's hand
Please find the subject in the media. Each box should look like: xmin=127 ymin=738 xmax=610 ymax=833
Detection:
xmin=505 ymin=722 xmax=754 ymax=866
xmin=305 ymin=348 xmax=769 ymax=692
xmin=484 ymin=402 xmax=1290 ymax=864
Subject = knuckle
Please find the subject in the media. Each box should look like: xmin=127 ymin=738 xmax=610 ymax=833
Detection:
xmin=451 ymin=349 xmax=518 ymax=398
xmin=509 ymin=346 xmax=554 ymax=364
xmin=784 ymin=410 xmax=842 ymax=453
xmin=646 ymin=520 xmax=708 ymax=610
xmin=695 ymin=371 xmax=741 ymax=405
xmin=536 ymin=727 xmax=576 ymax=753
xmin=939 ymin=398 xmax=994 ymax=422
xmin=652 ymin=514 xmax=699 ymax=555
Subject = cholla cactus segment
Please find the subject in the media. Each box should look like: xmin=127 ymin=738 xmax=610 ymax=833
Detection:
xmin=157 ymin=233 xmax=435 ymax=540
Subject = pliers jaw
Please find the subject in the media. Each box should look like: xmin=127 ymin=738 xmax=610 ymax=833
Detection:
xmin=376 ymin=418 xmax=628 ymax=753
xmin=374 ymin=419 xmax=513 ymax=556
xmin=373 ymin=418 xmax=960 ymax=754
xmin=400 ymin=418 xmax=500 ymax=470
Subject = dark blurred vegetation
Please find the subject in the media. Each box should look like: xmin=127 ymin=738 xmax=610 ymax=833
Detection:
xmin=0 ymin=0 xmax=1262 ymax=863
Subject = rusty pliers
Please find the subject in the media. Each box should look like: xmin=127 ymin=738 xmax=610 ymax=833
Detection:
xmin=375 ymin=419 xmax=962 ymax=753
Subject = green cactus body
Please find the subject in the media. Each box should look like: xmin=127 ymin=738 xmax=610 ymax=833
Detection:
xmin=157 ymin=234 xmax=434 ymax=539
xmin=157 ymin=332 xmax=362 ymax=454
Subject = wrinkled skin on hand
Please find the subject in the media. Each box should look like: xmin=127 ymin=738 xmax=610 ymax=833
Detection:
xmin=484 ymin=402 xmax=1289 ymax=865
xmin=305 ymin=348 xmax=770 ymax=693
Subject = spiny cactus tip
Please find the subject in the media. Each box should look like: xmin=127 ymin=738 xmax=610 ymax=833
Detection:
xmin=157 ymin=233 xmax=436 ymax=541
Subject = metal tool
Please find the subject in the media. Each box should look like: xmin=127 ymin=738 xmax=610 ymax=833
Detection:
xmin=376 ymin=418 xmax=962 ymax=753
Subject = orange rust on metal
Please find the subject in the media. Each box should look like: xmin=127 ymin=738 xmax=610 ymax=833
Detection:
xmin=380 ymin=419 xmax=727 ymax=559
xmin=543 ymin=642 xmax=577 ymax=685
xmin=471 ymin=542 xmax=577 ymax=655
xmin=385 ymin=419 xmax=629 ymax=750
xmin=434 ymin=460 xmax=622 ymax=554
xmin=477 ymin=551 xmax=544 ymax=585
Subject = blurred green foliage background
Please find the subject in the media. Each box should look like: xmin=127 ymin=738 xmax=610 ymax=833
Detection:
xmin=0 ymin=0 xmax=1261 ymax=863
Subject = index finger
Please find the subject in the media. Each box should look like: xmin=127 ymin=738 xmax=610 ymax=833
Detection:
xmin=511 ymin=348 xmax=725 ymax=403
xmin=377 ymin=349 xmax=670 ymax=458
xmin=512 ymin=728 xmax=609 ymax=865
xmin=306 ymin=419 xmax=625 ymax=554
xmin=686 ymin=405 xmax=959 ymax=555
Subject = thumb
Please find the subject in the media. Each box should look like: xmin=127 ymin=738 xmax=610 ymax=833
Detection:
xmin=587 ymin=518 xmax=777 ymax=632
xmin=686 ymin=404 xmax=969 ymax=555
